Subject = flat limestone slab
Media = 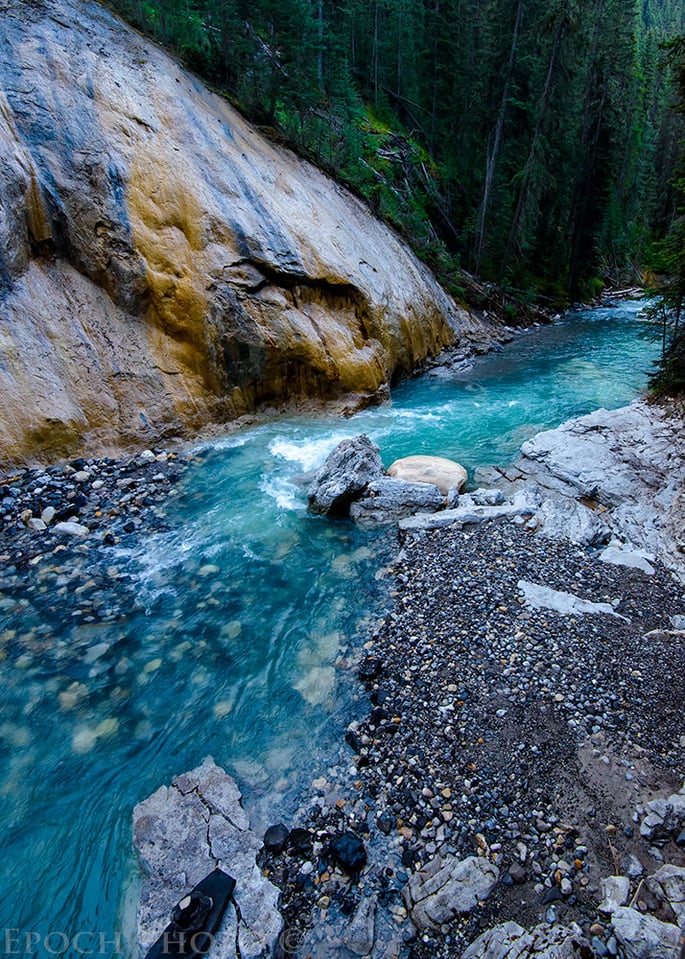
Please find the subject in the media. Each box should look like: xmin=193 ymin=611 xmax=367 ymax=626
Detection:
xmin=600 ymin=546 xmax=655 ymax=576
xmin=133 ymin=757 xmax=282 ymax=959
xmin=518 ymin=580 xmax=630 ymax=622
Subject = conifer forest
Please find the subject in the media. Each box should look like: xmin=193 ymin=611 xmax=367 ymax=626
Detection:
xmin=109 ymin=0 xmax=685 ymax=310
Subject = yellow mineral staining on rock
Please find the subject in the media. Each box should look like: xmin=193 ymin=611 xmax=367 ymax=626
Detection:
xmin=0 ymin=0 xmax=478 ymax=466
xmin=25 ymin=171 xmax=53 ymax=246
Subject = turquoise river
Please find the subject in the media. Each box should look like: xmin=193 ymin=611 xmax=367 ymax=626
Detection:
xmin=0 ymin=300 xmax=661 ymax=955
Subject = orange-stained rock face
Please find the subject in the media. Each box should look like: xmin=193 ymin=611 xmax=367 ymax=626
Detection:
xmin=0 ymin=0 xmax=482 ymax=466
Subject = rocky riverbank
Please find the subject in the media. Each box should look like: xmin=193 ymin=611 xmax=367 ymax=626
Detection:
xmin=264 ymin=399 xmax=685 ymax=957
xmin=0 ymin=448 xmax=195 ymax=666
xmin=257 ymin=519 xmax=685 ymax=958
xmin=129 ymin=398 xmax=685 ymax=958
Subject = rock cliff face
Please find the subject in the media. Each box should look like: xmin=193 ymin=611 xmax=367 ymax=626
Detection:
xmin=0 ymin=0 xmax=482 ymax=466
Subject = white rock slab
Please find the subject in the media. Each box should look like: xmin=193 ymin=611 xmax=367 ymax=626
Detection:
xmin=518 ymin=580 xmax=630 ymax=621
xmin=600 ymin=546 xmax=655 ymax=575
xmin=611 ymin=906 xmax=681 ymax=959
xmin=133 ymin=757 xmax=282 ymax=959
xmin=53 ymin=521 xmax=89 ymax=536
xmin=598 ymin=875 xmax=630 ymax=914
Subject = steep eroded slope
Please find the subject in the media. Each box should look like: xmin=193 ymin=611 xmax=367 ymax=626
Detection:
xmin=0 ymin=0 xmax=482 ymax=464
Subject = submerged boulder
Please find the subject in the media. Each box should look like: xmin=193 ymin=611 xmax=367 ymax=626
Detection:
xmin=388 ymin=454 xmax=467 ymax=494
xmin=307 ymin=434 xmax=384 ymax=515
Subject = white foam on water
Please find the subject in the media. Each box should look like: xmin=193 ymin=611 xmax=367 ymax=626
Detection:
xmin=112 ymin=522 xmax=219 ymax=604
xmin=393 ymin=409 xmax=442 ymax=424
xmin=260 ymin=475 xmax=305 ymax=511
xmin=198 ymin=432 xmax=252 ymax=453
xmin=241 ymin=543 xmax=262 ymax=562
xmin=269 ymin=433 xmax=350 ymax=471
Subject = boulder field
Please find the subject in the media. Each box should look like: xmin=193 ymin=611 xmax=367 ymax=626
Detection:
xmin=0 ymin=0 xmax=495 ymax=467
xmin=307 ymin=401 xmax=685 ymax=579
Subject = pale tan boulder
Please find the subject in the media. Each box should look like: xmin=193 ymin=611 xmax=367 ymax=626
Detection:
xmin=388 ymin=455 xmax=467 ymax=494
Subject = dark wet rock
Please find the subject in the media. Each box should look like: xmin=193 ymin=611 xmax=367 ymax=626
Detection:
xmin=307 ymin=435 xmax=384 ymax=516
xmin=329 ymin=832 xmax=367 ymax=874
xmin=358 ymin=656 xmax=383 ymax=682
xmin=287 ymin=827 xmax=312 ymax=855
xmin=263 ymin=823 xmax=290 ymax=855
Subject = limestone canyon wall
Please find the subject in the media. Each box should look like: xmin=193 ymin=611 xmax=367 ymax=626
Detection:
xmin=0 ymin=0 xmax=481 ymax=465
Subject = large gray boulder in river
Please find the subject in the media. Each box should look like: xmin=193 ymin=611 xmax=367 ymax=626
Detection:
xmin=0 ymin=0 xmax=489 ymax=465
xmin=349 ymin=477 xmax=450 ymax=524
xmin=307 ymin=434 xmax=385 ymax=515
xmin=307 ymin=434 xmax=458 ymax=521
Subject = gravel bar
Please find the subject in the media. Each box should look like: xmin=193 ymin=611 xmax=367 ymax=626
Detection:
xmin=263 ymin=517 xmax=685 ymax=958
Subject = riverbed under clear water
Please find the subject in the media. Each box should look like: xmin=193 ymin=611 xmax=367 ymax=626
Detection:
xmin=0 ymin=300 xmax=661 ymax=955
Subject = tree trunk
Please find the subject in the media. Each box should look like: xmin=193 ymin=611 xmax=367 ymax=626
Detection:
xmin=500 ymin=10 xmax=564 ymax=279
xmin=567 ymin=0 xmax=607 ymax=294
xmin=474 ymin=0 xmax=524 ymax=271
xmin=317 ymin=0 xmax=324 ymax=88
xmin=373 ymin=0 xmax=380 ymax=106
